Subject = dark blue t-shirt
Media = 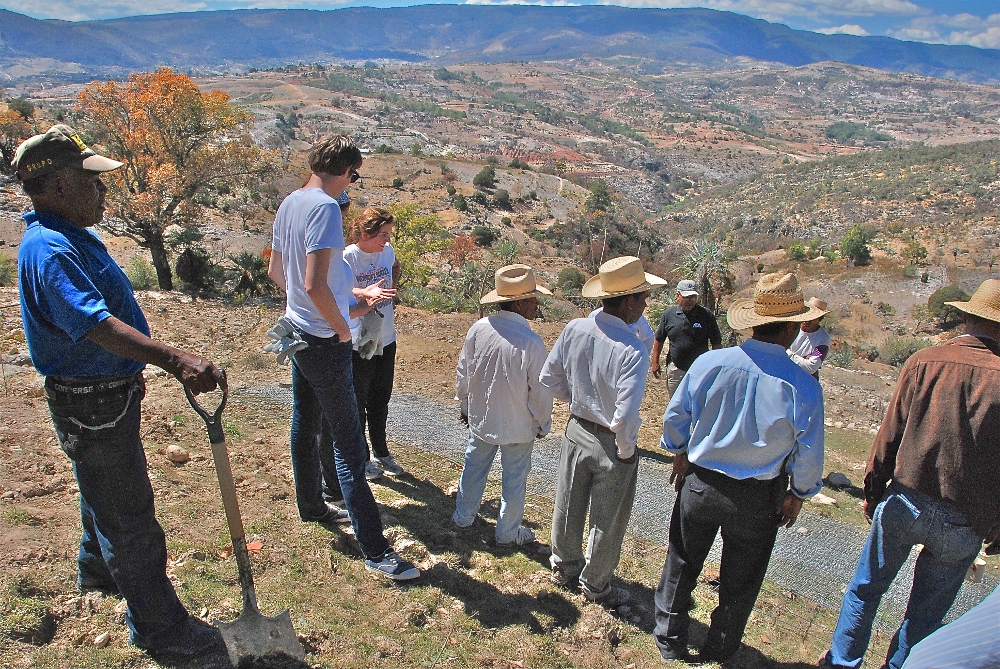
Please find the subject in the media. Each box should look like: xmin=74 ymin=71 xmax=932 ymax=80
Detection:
xmin=18 ymin=212 xmax=149 ymax=377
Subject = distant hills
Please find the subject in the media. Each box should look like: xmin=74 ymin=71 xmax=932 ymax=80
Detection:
xmin=1 ymin=6 xmax=999 ymax=84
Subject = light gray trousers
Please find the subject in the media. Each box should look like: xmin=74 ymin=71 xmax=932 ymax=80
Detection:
xmin=549 ymin=415 xmax=639 ymax=597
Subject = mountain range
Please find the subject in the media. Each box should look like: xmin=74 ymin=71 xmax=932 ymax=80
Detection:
xmin=2 ymin=5 xmax=999 ymax=84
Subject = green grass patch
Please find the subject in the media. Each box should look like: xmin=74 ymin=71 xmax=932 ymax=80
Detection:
xmin=2 ymin=506 xmax=43 ymax=527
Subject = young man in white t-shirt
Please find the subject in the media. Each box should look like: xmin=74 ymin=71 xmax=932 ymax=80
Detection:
xmin=268 ymin=135 xmax=418 ymax=581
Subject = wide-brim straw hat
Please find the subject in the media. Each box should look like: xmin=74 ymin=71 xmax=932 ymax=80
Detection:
xmin=806 ymin=296 xmax=830 ymax=318
xmin=946 ymin=279 xmax=1000 ymax=324
xmin=727 ymin=272 xmax=826 ymax=330
xmin=581 ymin=256 xmax=667 ymax=298
xmin=480 ymin=264 xmax=552 ymax=304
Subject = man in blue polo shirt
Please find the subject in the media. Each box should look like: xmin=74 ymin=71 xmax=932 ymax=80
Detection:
xmin=15 ymin=125 xmax=225 ymax=659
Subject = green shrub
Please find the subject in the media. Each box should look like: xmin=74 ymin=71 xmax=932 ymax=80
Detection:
xmin=928 ymin=286 xmax=970 ymax=327
xmin=878 ymin=336 xmax=930 ymax=367
xmin=876 ymin=302 xmax=896 ymax=317
xmin=472 ymin=226 xmax=499 ymax=248
xmin=828 ymin=344 xmax=852 ymax=368
xmin=787 ymin=243 xmax=807 ymax=261
xmin=473 ymin=164 xmax=496 ymax=190
xmin=124 ymin=255 xmax=157 ymax=290
xmin=902 ymin=265 xmax=919 ymax=278
xmin=454 ymin=194 xmax=468 ymax=211
xmin=446 ymin=184 xmax=457 ymax=196
xmin=0 ymin=254 xmax=15 ymax=286
xmin=175 ymin=247 xmax=224 ymax=292
xmin=557 ymin=267 xmax=587 ymax=295
xmin=391 ymin=177 xmax=405 ymax=188
xmin=229 ymin=250 xmax=276 ymax=298
xmin=840 ymin=224 xmax=872 ymax=266
xmin=492 ymin=189 xmax=511 ymax=210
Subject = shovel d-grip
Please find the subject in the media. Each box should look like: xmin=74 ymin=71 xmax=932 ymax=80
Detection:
xmin=185 ymin=376 xmax=304 ymax=665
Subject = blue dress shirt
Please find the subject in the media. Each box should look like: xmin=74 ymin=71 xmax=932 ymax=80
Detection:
xmin=661 ymin=338 xmax=824 ymax=498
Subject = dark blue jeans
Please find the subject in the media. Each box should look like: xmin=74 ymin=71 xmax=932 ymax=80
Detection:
xmin=290 ymin=336 xmax=390 ymax=560
xmin=352 ymin=341 xmax=397 ymax=460
xmin=45 ymin=375 xmax=189 ymax=649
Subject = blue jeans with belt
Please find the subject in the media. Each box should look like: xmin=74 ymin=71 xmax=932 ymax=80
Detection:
xmin=290 ymin=334 xmax=390 ymax=560
xmin=828 ymin=484 xmax=984 ymax=669
xmin=45 ymin=375 xmax=190 ymax=649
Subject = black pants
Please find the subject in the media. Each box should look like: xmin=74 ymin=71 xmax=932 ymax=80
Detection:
xmin=352 ymin=341 xmax=396 ymax=460
xmin=654 ymin=465 xmax=786 ymax=661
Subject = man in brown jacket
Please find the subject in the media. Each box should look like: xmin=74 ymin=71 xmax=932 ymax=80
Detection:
xmin=821 ymin=280 xmax=1000 ymax=669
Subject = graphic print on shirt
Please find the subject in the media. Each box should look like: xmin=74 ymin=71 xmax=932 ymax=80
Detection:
xmin=356 ymin=263 xmax=392 ymax=315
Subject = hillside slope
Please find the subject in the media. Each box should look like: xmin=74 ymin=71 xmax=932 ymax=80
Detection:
xmin=0 ymin=6 xmax=998 ymax=83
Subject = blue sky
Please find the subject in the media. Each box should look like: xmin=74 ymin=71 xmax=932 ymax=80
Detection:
xmin=4 ymin=0 xmax=999 ymax=49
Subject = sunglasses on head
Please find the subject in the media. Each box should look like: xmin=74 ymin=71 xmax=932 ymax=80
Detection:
xmin=350 ymin=170 xmax=362 ymax=183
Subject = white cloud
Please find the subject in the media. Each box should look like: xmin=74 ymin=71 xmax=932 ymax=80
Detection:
xmin=888 ymin=11 xmax=1000 ymax=48
xmin=0 ymin=0 xmax=208 ymax=20
xmin=817 ymin=24 xmax=870 ymax=35
xmin=464 ymin=0 xmax=581 ymax=5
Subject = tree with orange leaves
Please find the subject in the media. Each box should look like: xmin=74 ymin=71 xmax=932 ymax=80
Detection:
xmin=0 ymin=108 xmax=32 ymax=175
xmin=78 ymin=68 xmax=277 ymax=289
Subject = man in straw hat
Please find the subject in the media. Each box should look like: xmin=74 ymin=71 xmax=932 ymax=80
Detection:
xmin=787 ymin=296 xmax=832 ymax=379
xmin=14 ymin=125 xmax=225 ymax=657
xmin=453 ymin=264 xmax=554 ymax=545
xmin=540 ymin=256 xmax=667 ymax=608
xmin=821 ymin=280 xmax=1000 ymax=669
xmin=655 ymin=272 xmax=825 ymax=663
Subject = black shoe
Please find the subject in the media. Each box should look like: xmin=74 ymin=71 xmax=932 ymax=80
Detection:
xmin=659 ymin=644 xmax=690 ymax=663
xmin=133 ymin=616 xmax=222 ymax=658
xmin=697 ymin=645 xmax=733 ymax=665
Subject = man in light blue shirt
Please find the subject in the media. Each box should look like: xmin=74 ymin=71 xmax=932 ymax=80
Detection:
xmin=654 ymin=272 xmax=825 ymax=664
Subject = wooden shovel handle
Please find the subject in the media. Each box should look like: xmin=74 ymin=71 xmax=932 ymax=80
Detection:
xmin=186 ymin=379 xmax=259 ymax=614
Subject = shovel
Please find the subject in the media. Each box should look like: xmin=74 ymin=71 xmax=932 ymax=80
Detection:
xmin=185 ymin=381 xmax=305 ymax=666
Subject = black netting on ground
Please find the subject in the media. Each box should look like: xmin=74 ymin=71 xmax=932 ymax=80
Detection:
xmin=234 ymin=387 xmax=996 ymax=635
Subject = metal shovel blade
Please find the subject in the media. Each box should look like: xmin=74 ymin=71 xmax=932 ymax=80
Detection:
xmin=215 ymin=606 xmax=304 ymax=667
xmin=185 ymin=381 xmax=305 ymax=666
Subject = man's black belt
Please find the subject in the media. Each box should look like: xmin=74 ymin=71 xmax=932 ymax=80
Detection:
xmin=571 ymin=414 xmax=615 ymax=436
xmin=45 ymin=373 xmax=143 ymax=396
xmin=687 ymin=462 xmax=784 ymax=488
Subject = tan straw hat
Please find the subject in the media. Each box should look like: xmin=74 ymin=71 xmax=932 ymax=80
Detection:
xmin=727 ymin=273 xmax=826 ymax=330
xmin=945 ymin=279 xmax=1000 ymax=324
xmin=581 ymin=256 xmax=667 ymax=298
xmin=480 ymin=264 xmax=552 ymax=304
xmin=806 ymin=296 xmax=830 ymax=317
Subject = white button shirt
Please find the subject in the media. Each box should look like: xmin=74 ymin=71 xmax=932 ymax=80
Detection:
xmin=455 ymin=310 xmax=553 ymax=446
xmin=540 ymin=311 xmax=651 ymax=459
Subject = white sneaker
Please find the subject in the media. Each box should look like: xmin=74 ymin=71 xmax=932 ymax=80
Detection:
xmin=497 ymin=526 xmax=536 ymax=546
xmin=364 ymin=460 xmax=383 ymax=480
xmin=377 ymin=455 xmax=404 ymax=477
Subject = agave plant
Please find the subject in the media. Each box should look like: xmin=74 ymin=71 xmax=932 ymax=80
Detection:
xmin=673 ymin=241 xmax=734 ymax=315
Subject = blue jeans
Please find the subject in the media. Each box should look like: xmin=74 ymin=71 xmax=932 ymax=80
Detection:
xmin=290 ymin=337 xmax=390 ymax=560
xmin=829 ymin=485 xmax=983 ymax=669
xmin=45 ymin=375 xmax=189 ymax=649
xmin=452 ymin=435 xmax=533 ymax=543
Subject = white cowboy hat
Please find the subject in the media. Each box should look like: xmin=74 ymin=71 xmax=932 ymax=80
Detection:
xmin=727 ymin=273 xmax=826 ymax=330
xmin=480 ymin=264 xmax=552 ymax=304
xmin=581 ymin=256 xmax=667 ymax=299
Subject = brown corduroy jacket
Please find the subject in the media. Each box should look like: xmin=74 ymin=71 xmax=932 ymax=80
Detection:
xmin=865 ymin=335 xmax=1000 ymax=540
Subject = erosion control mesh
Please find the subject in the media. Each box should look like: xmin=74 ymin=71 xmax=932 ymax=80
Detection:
xmin=235 ymin=387 xmax=996 ymax=634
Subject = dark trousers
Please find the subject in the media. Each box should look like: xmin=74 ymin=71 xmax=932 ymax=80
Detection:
xmin=654 ymin=465 xmax=785 ymax=661
xmin=290 ymin=336 xmax=389 ymax=560
xmin=352 ymin=341 xmax=397 ymax=460
xmin=45 ymin=375 xmax=189 ymax=648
